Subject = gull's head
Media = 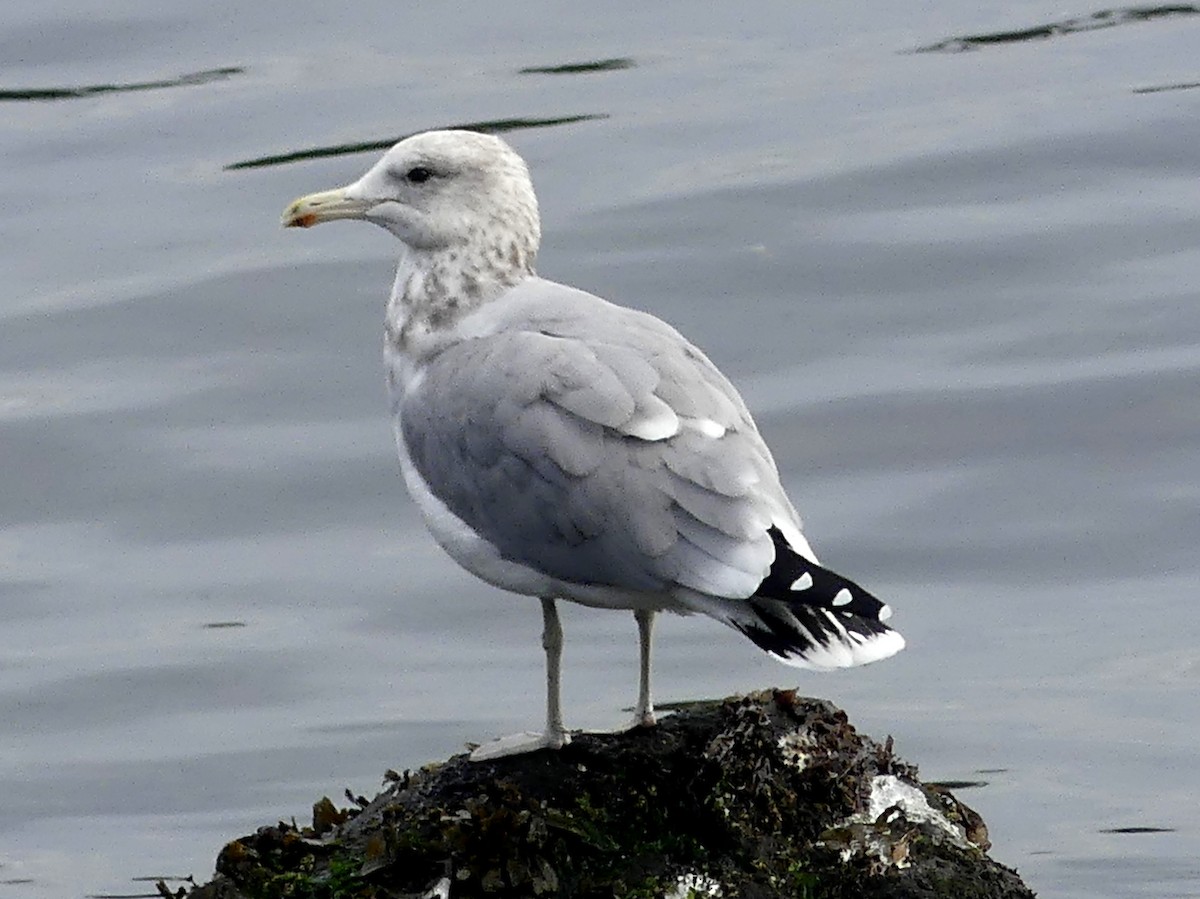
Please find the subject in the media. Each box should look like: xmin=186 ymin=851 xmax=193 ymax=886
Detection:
xmin=282 ymin=130 xmax=540 ymax=272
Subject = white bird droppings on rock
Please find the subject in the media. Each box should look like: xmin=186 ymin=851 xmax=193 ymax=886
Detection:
xmin=665 ymin=871 xmax=725 ymax=898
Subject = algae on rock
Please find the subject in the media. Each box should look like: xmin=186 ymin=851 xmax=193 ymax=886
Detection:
xmin=184 ymin=691 xmax=1036 ymax=899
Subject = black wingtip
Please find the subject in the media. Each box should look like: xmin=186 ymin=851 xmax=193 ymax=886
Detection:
xmin=757 ymin=527 xmax=890 ymax=621
xmin=731 ymin=527 xmax=904 ymax=669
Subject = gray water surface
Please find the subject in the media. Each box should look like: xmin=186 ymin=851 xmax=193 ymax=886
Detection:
xmin=3 ymin=3 xmax=1199 ymax=897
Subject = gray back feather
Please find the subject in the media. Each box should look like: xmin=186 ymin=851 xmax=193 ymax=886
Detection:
xmin=397 ymin=278 xmax=797 ymax=599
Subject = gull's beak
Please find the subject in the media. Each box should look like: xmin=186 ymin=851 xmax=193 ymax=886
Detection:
xmin=281 ymin=188 xmax=375 ymax=228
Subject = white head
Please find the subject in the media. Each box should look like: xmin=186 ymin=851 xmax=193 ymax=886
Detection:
xmin=283 ymin=130 xmax=541 ymax=316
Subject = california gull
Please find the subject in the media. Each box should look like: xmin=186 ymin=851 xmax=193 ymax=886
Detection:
xmin=282 ymin=130 xmax=904 ymax=759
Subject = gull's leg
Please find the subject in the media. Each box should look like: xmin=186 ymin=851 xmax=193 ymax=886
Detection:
xmin=470 ymin=597 xmax=571 ymax=761
xmin=632 ymin=608 xmax=657 ymax=727
xmin=540 ymin=596 xmax=568 ymax=747
xmin=593 ymin=609 xmax=659 ymax=733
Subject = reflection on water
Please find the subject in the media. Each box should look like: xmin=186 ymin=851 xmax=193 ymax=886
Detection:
xmin=225 ymin=114 xmax=608 ymax=170
xmin=519 ymin=57 xmax=636 ymax=75
xmin=1099 ymin=827 xmax=1177 ymax=835
xmin=929 ymin=779 xmax=990 ymax=790
xmin=0 ymin=66 xmax=243 ymax=101
xmin=1132 ymin=79 xmax=1200 ymax=93
xmin=912 ymin=4 xmax=1200 ymax=53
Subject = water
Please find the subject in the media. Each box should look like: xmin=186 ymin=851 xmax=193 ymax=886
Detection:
xmin=2 ymin=2 xmax=1199 ymax=896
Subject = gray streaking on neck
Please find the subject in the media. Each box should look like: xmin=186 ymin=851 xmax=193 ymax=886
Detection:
xmin=341 ymin=130 xmax=542 ymax=348
xmin=386 ymin=216 xmax=538 ymax=349
xmin=279 ymin=128 xmax=541 ymax=349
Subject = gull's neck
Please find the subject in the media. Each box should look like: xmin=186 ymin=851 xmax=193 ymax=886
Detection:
xmin=384 ymin=241 xmax=535 ymax=358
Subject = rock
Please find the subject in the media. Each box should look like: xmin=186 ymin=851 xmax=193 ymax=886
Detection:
xmin=184 ymin=690 xmax=1036 ymax=898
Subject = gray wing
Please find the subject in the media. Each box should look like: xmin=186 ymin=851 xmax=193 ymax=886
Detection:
xmin=398 ymin=281 xmax=796 ymax=599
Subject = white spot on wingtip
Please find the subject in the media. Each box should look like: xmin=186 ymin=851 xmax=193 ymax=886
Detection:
xmin=789 ymin=572 xmax=814 ymax=591
xmin=832 ymin=588 xmax=853 ymax=607
xmin=878 ymin=603 xmax=893 ymax=621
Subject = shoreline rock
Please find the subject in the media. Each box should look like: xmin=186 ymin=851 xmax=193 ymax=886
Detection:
xmin=182 ymin=690 xmax=1036 ymax=898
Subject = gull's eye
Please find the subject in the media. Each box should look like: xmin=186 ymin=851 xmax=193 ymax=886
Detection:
xmin=405 ymin=166 xmax=433 ymax=184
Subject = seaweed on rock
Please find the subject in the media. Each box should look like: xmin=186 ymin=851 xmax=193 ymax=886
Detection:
xmin=184 ymin=691 xmax=1035 ymax=899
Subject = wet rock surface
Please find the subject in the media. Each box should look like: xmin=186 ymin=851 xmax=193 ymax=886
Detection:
xmin=182 ymin=690 xmax=1036 ymax=898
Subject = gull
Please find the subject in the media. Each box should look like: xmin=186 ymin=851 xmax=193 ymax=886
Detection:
xmin=282 ymin=130 xmax=904 ymax=759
